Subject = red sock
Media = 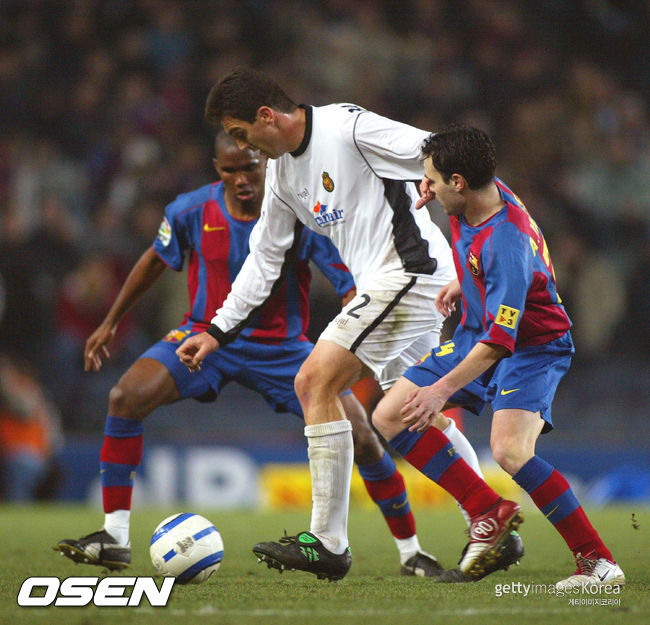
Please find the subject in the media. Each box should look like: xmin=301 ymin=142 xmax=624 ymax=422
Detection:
xmin=514 ymin=456 xmax=613 ymax=560
xmin=358 ymin=451 xmax=416 ymax=539
xmin=389 ymin=427 xmax=500 ymax=518
xmin=100 ymin=416 xmax=144 ymax=513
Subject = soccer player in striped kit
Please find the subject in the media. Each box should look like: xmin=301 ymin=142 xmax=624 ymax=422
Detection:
xmin=373 ymin=124 xmax=625 ymax=587
xmin=177 ymin=67 xmax=523 ymax=581
xmin=55 ymin=131 xmax=480 ymax=578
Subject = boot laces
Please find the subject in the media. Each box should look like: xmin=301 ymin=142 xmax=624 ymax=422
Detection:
xmin=574 ymin=552 xmax=597 ymax=575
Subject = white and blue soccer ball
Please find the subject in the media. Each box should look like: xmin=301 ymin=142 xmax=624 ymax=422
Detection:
xmin=150 ymin=513 xmax=223 ymax=584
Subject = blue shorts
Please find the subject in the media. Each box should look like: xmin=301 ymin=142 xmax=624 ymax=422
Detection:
xmin=404 ymin=332 xmax=574 ymax=432
xmin=139 ymin=328 xmax=316 ymax=418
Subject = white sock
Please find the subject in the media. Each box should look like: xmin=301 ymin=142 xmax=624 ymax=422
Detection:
xmin=104 ymin=510 xmax=131 ymax=546
xmin=443 ymin=417 xmax=484 ymax=526
xmin=305 ymin=420 xmax=353 ymax=554
xmin=395 ymin=535 xmax=424 ymax=564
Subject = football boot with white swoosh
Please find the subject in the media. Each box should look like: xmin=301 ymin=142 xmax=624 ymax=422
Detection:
xmin=555 ymin=552 xmax=625 ymax=590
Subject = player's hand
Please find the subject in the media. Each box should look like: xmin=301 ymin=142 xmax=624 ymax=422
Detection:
xmin=400 ymin=385 xmax=448 ymax=432
xmin=84 ymin=322 xmax=117 ymax=372
xmin=175 ymin=332 xmax=219 ymax=372
xmin=415 ymin=177 xmax=434 ymax=210
xmin=435 ymin=279 xmax=462 ymax=317
xmin=341 ymin=287 xmax=357 ymax=307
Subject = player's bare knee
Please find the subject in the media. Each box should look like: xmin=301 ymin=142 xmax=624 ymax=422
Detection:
xmin=294 ymin=366 xmax=317 ymax=405
xmin=491 ymin=440 xmax=529 ymax=476
xmin=295 ymin=359 xmax=340 ymax=405
xmin=108 ymin=383 xmax=146 ymax=421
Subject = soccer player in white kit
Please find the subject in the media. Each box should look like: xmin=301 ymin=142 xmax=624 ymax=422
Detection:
xmin=177 ymin=67 xmax=522 ymax=581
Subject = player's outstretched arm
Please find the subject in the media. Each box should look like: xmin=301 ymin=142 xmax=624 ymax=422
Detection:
xmin=175 ymin=332 xmax=220 ymax=372
xmin=84 ymin=247 xmax=167 ymax=372
xmin=435 ymin=279 xmax=462 ymax=318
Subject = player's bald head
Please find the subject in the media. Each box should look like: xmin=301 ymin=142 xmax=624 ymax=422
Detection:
xmin=212 ymin=128 xmax=266 ymax=217
xmin=214 ymin=129 xmax=240 ymax=159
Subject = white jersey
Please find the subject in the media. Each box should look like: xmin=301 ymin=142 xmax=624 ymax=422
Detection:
xmin=211 ymin=103 xmax=455 ymax=340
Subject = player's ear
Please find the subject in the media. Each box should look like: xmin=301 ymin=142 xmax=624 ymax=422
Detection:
xmin=257 ymin=106 xmax=275 ymax=124
xmin=451 ymin=173 xmax=466 ymax=192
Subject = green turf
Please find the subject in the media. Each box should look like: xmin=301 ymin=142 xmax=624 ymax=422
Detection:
xmin=0 ymin=503 xmax=647 ymax=625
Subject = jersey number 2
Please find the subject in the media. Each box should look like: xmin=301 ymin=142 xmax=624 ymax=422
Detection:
xmin=347 ymin=294 xmax=371 ymax=318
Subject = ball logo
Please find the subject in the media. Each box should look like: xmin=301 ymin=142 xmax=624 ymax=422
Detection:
xmin=470 ymin=519 xmax=498 ymax=541
xmin=176 ymin=536 xmax=194 ymax=553
xmin=150 ymin=513 xmax=223 ymax=585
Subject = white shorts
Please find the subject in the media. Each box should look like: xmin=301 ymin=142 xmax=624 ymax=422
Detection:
xmin=319 ymin=274 xmax=446 ymax=390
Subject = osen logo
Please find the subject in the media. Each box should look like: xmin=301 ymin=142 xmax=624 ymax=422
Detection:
xmin=17 ymin=576 xmax=175 ymax=607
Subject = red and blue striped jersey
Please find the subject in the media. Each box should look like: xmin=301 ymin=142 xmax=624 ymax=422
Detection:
xmin=450 ymin=178 xmax=571 ymax=354
xmin=153 ymin=181 xmax=354 ymax=342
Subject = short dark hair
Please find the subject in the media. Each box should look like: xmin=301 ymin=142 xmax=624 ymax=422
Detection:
xmin=421 ymin=125 xmax=496 ymax=189
xmin=205 ymin=66 xmax=298 ymax=127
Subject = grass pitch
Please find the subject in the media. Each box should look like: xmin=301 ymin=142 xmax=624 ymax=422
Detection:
xmin=1 ymin=503 xmax=647 ymax=625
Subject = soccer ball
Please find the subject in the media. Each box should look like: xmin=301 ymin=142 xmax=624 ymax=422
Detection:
xmin=150 ymin=513 xmax=223 ymax=584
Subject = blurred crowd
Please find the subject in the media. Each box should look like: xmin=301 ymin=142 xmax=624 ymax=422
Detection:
xmin=0 ymin=0 xmax=648 ymax=458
